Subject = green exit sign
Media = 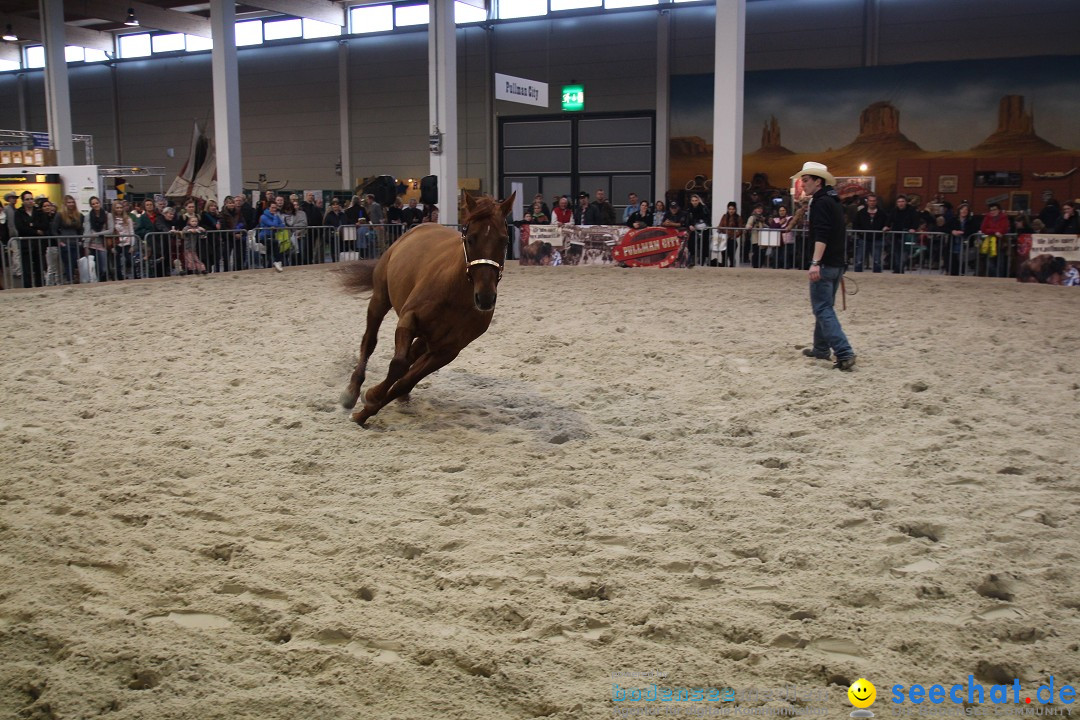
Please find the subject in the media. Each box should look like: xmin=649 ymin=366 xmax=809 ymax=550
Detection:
xmin=562 ymin=85 xmax=585 ymax=112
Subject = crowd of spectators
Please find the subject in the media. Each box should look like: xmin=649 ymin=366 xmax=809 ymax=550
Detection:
xmin=1 ymin=189 xmax=442 ymax=287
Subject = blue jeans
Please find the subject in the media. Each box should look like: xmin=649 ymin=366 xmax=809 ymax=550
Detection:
xmin=810 ymin=265 xmax=853 ymax=360
xmin=854 ymin=234 xmax=884 ymax=273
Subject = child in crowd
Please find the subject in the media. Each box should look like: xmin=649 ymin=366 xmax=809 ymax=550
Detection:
xmin=180 ymin=214 xmax=208 ymax=274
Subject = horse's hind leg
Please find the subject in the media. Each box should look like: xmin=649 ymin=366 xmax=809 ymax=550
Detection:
xmin=351 ymin=313 xmax=418 ymax=424
xmin=395 ymin=337 xmax=428 ymax=403
xmin=341 ymin=287 xmax=392 ymax=409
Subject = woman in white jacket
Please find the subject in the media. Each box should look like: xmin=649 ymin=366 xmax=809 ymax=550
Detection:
xmin=111 ymin=201 xmax=135 ymax=280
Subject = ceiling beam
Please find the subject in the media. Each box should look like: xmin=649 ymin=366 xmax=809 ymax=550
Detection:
xmin=241 ymin=0 xmax=345 ymax=26
xmin=71 ymin=1 xmax=213 ymax=38
xmin=5 ymin=15 xmax=114 ymax=51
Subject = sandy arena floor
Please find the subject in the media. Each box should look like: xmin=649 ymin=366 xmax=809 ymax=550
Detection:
xmin=1 ymin=264 xmax=1078 ymax=720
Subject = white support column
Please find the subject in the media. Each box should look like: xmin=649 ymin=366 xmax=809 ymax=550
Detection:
xmin=40 ymin=0 xmax=75 ymax=165
xmin=711 ymin=0 xmax=745 ymax=222
xmin=338 ymin=41 xmax=352 ymax=192
xmin=429 ymin=0 xmax=458 ymax=219
xmin=655 ymin=8 xmax=671 ymax=201
xmin=211 ymin=0 xmax=243 ymax=202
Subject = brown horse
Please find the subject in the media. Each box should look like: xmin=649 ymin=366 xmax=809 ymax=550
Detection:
xmin=339 ymin=191 xmax=515 ymax=425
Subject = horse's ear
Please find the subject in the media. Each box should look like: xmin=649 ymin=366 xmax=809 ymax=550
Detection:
xmin=499 ymin=192 xmax=516 ymax=219
xmin=463 ymin=191 xmax=477 ymax=213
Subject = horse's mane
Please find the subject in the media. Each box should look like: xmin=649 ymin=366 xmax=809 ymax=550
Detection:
xmin=463 ymin=197 xmax=505 ymax=227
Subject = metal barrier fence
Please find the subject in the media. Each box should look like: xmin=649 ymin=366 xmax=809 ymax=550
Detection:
xmin=2 ymin=222 xmax=1027 ymax=289
xmin=1 ymin=223 xmax=416 ymax=288
xmin=698 ymin=226 xmax=1020 ymax=277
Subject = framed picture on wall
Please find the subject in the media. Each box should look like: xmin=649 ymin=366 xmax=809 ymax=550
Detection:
xmin=1009 ymin=191 xmax=1032 ymax=214
xmin=903 ymin=176 xmax=924 ymax=188
xmin=938 ymin=175 xmax=958 ymax=193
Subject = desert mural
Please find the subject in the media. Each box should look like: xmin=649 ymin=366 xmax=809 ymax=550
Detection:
xmin=671 ymin=55 xmax=1080 ymax=208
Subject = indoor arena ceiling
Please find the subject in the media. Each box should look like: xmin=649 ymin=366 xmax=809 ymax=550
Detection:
xmin=0 ymin=1 xmax=351 ymax=44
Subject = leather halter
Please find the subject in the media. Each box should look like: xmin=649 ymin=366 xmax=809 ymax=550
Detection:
xmin=461 ymin=225 xmax=505 ymax=281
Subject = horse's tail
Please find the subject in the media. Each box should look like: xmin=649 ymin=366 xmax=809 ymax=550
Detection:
xmin=337 ymin=261 xmax=378 ymax=294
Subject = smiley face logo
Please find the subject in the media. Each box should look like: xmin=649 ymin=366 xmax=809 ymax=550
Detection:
xmin=848 ymin=679 xmax=876 ymax=708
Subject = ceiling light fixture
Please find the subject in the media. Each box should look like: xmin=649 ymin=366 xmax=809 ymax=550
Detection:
xmin=124 ymin=8 xmax=140 ymax=27
xmin=2 ymin=24 xmax=18 ymax=42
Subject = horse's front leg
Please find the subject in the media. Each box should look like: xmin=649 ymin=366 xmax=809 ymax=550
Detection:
xmin=383 ymin=348 xmax=460 ymax=406
xmin=352 ymin=318 xmax=417 ymax=425
xmin=341 ymin=289 xmax=392 ymax=409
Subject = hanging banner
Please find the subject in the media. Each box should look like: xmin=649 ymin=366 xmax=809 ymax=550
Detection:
xmin=519 ymin=224 xmax=688 ymax=267
xmin=495 ymin=73 xmax=549 ymax=108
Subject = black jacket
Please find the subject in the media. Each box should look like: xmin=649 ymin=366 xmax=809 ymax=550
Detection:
xmin=1054 ymin=213 xmax=1079 ymax=234
xmin=887 ymin=205 xmax=920 ymax=232
xmin=853 ymin=206 xmax=887 ymax=232
xmin=808 ymin=187 xmax=846 ymax=267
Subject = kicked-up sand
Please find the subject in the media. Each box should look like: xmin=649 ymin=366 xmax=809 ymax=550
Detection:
xmin=1 ymin=264 xmax=1078 ymax=719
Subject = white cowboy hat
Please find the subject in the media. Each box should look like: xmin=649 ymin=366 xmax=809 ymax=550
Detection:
xmin=791 ymin=161 xmax=836 ymax=187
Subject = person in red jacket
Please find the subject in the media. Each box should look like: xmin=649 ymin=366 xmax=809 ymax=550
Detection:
xmin=979 ymin=203 xmax=1011 ymax=277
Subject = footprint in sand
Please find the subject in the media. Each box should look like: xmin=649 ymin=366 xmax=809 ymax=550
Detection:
xmin=146 ymin=611 xmax=233 ymax=629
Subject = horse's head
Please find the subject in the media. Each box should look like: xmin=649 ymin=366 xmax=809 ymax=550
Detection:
xmin=462 ymin=191 xmax=515 ymax=311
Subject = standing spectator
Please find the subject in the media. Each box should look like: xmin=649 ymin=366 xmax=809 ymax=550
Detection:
xmin=627 ymin=200 xmax=652 ymax=229
xmin=662 ymin=200 xmax=688 ymax=230
xmin=85 ymin=196 xmax=113 ymax=282
xmin=422 ymin=204 xmax=440 ymax=224
xmin=1053 ymin=202 xmax=1079 ymax=234
xmin=652 ymin=199 xmax=667 ymax=227
xmin=401 ymin=198 xmax=424 ymax=229
xmin=236 ymin=192 xmax=257 ymax=230
xmin=200 ymin=199 xmax=223 ymax=272
xmin=51 ymin=195 xmax=85 ymax=284
xmin=1038 ymin=196 xmax=1061 ymax=231
xmin=259 ymin=201 xmax=287 ymax=272
xmin=744 ymin=204 xmax=768 ymax=268
xmin=525 ymin=201 xmax=549 ymax=224
xmin=979 ymin=203 xmax=1011 ymax=278
xmin=531 ymin=193 xmax=550 ymax=219
xmin=852 ymin=194 xmax=888 ymax=273
xmin=943 ymin=203 xmax=978 ymax=276
xmin=323 ymin=197 xmax=347 ymax=261
xmin=685 ymin=193 xmax=711 ymax=267
xmin=883 ymin=195 xmax=919 ymax=273
xmin=573 ymin=193 xmax=593 ymax=225
xmin=769 ymin=204 xmax=795 ymax=269
xmin=365 ymin=194 xmax=386 ymax=251
xmin=716 ymin=202 xmax=741 ymax=267
xmin=14 ymin=191 xmax=45 ymax=287
xmin=180 ymin=214 xmax=208 ymax=274
xmin=111 ymin=200 xmax=135 ymax=280
xmin=133 ymin=198 xmax=157 ymax=278
xmin=795 ymin=161 xmax=855 ymax=371
xmin=551 ymin=196 xmax=573 ymax=224
xmin=219 ymin=195 xmax=247 ymax=271
xmin=622 ymin=192 xmax=640 ymax=223
xmin=155 ymin=207 xmax=184 ymax=274
xmin=386 ymin=197 xmax=405 ymax=246
xmin=342 ymin=195 xmax=364 ymax=255
xmin=590 ymin=189 xmax=616 ymax=225
xmin=284 ymin=199 xmax=309 ymax=264
xmin=2 ymin=192 xmax=15 ymax=263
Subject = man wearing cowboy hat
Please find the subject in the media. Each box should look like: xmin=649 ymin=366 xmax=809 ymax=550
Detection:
xmin=792 ymin=161 xmax=856 ymax=371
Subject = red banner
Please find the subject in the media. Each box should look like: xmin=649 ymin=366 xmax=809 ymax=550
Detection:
xmin=611 ymin=227 xmax=686 ymax=267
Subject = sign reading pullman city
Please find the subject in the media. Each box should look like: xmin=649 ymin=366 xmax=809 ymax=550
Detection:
xmin=612 ymin=227 xmax=686 ymax=268
xmin=494 ymin=73 xmax=548 ymax=108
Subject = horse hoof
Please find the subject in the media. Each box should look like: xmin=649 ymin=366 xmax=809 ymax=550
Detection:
xmin=350 ymin=410 xmax=369 ymax=425
xmin=395 ymin=394 xmax=411 ymax=404
xmin=340 ymin=389 xmax=360 ymax=409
